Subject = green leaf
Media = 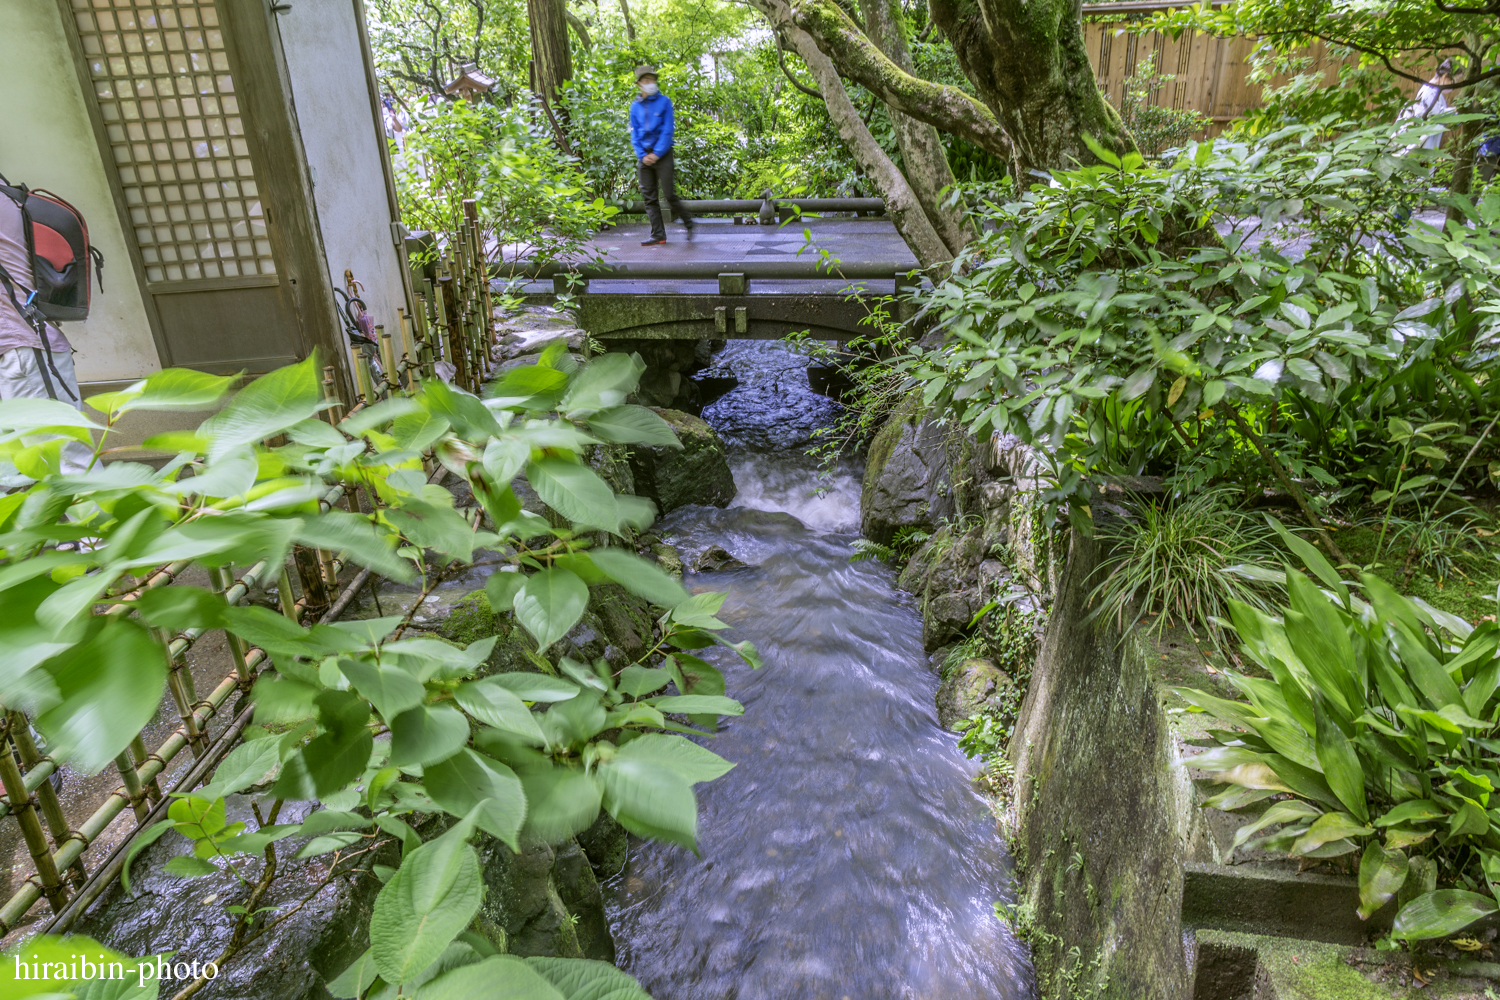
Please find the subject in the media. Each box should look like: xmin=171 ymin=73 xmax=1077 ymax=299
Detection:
xmin=1291 ymin=812 xmax=1373 ymax=855
xmin=274 ymin=690 xmax=374 ymax=799
xmin=386 ymin=500 xmax=476 ymax=564
xmin=1375 ymin=800 xmax=1445 ymax=827
xmin=128 ymin=585 xmax=227 ymax=631
xmin=1393 ymin=889 xmax=1498 ymax=941
xmin=525 ymin=956 xmax=653 ymax=1000
xmin=35 ymin=618 xmax=167 ymax=774
xmin=197 ymin=736 xmax=282 ymax=800
xmin=484 ymin=673 xmax=579 ymax=703
xmin=559 ymin=351 xmax=645 ymax=412
xmin=616 ymin=666 xmax=672 ymax=698
xmin=1282 ymin=574 xmax=1360 ymax=721
xmin=340 ymin=658 xmax=428 ymax=722
xmin=424 ymin=749 xmax=527 ymax=851
xmin=597 ymin=757 xmax=699 ymax=851
xmin=614 ymin=734 xmax=734 ymax=784
xmin=340 ymin=396 xmax=423 ymax=436
xmin=587 ymin=548 xmax=690 ymax=608
xmin=415 ymin=956 xmax=565 ymax=1000
xmin=519 ymin=765 xmax=602 ymax=845
xmin=299 ymin=809 xmax=374 ymax=835
xmin=1315 ymin=700 xmax=1367 ymax=823
xmin=1449 ymin=800 xmax=1490 ymax=839
xmin=526 ymin=458 xmax=618 ymax=531
xmin=480 ymin=569 xmax=525 ymax=618
xmin=390 ymin=704 xmax=471 ymax=768
xmin=585 ymin=405 xmax=680 ymax=446
xmin=1358 ymin=841 xmax=1408 ymax=919
xmin=488 ymin=364 xmax=570 ymax=404
xmin=368 ymin=827 xmax=484 ymax=986
xmin=1265 ymin=518 xmax=1343 ymax=596
xmin=201 ymin=355 xmax=325 ymax=462
xmin=163 ymin=856 xmax=219 ymax=878
xmin=1391 ymin=621 xmax=1464 ymax=710
xmin=648 ymin=695 xmax=744 ymax=716
xmin=296 ymin=510 xmax=415 ymax=584
xmin=453 ymin=679 xmax=546 ymax=744
xmin=120 ymin=820 xmax=176 ymax=893
xmin=327 ymin=948 xmax=382 ymax=1000
xmin=514 ymin=567 xmax=589 ymax=652
xmin=118 ymin=367 xmax=236 ymax=413
xmin=296 ymin=831 xmax=367 ymax=859
xmin=1231 ymin=799 xmax=1321 ymax=852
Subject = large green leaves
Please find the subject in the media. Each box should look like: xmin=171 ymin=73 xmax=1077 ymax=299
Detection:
xmin=424 ymin=749 xmax=526 ymax=851
xmin=369 ymin=825 xmax=483 ymax=986
xmin=453 ymin=678 xmax=546 ymax=744
xmin=588 ymin=548 xmax=689 ymax=609
xmin=1314 ymin=701 xmax=1367 ymax=823
xmin=1392 ymin=889 xmax=1498 ymax=941
xmin=34 ymin=618 xmax=166 ymax=774
xmin=390 ymin=704 xmax=470 ymax=768
xmin=200 ymin=355 xmax=327 ymax=461
xmin=526 ymin=459 xmax=617 ymax=531
xmin=519 ymin=765 xmax=602 ymax=845
xmin=1358 ymin=842 xmax=1409 ymax=920
xmin=525 ymin=957 xmax=654 ymax=1000
xmin=513 ymin=567 xmax=589 ymax=651
xmin=596 ymin=757 xmax=700 ymax=851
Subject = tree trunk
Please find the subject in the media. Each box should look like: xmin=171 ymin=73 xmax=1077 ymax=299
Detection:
xmin=762 ymin=6 xmax=951 ymax=268
xmin=858 ymin=0 xmax=974 ymax=256
xmin=619 ymin=0 xmax=637 ymax=41
xmin=786 ymin=0 xmax=1012 ymax=163
xmin=1446 ymin=35 xmax=1494 ymax=226
xmin=928 ymin=0 xmax=1132 ymax=174
xmin=528 ymin=0 xmax=573 ymax=119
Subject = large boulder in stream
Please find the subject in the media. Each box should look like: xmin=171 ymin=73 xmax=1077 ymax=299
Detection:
xmin=935 ymin=657 xmax=1015 ymax=730
xmin=860 ymin=411 xmax=980 ymax=545
xmin=628 ymin=408 xmax=736 ymax=514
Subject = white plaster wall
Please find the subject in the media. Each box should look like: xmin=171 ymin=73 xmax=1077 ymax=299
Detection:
xmin=278 ymin=0 xmax=409 ymax=350
xmin=1 ymin=0 xmax=162 ymax=384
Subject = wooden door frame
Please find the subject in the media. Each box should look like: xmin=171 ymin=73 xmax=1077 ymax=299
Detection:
xmin=218 ymin=0 xmax=355 ymax=405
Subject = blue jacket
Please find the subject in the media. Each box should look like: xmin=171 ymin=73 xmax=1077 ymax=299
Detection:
xmin=628 ymin=92 xmax=675 ymax=160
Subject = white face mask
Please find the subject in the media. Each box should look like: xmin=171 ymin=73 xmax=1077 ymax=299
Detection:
xmin=640 ymin=82 xmax=659 ymax=97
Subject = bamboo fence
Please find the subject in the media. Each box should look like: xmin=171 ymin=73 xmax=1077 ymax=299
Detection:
xmin=0 ymin=205 xmax=498 ymax=937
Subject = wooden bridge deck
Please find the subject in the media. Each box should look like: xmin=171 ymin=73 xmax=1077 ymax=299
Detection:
xmin=505 ymin=217 xmax=920 ymax=341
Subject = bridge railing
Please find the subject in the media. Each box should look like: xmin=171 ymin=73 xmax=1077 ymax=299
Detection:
xmin=607 ymin=197 xmax=886 ymax=220
xmin=490 ymin=259 xmax=922 ymax=296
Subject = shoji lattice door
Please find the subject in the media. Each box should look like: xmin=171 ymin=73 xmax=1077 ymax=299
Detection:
xmin=65 ymin=0 xmax=303 ymax=372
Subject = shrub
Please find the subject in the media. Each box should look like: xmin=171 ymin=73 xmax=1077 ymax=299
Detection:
xmin=1178 ymin=532 xmax=1500 ymax=943
xmin=1090 ymin=489 xmax=1280 ymax=636
xmin=1116 ymin=53 xmax=1210 ymax=158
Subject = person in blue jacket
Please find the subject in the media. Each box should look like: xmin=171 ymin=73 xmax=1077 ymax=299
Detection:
xmin=629 ymin=65 xmax=693 ymax=246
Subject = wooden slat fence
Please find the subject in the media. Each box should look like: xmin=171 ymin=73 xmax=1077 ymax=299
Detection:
xmin=1081 ymin=7 xmax=1424 ymax=136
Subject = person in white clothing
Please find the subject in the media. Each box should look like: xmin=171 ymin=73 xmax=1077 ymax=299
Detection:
xmin=0 ymin=192 xmax=91 ymax=476
xmin=1400 ymin=59 xmax=1456 ymax=150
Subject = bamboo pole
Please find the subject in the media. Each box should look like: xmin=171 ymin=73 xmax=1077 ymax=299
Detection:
xmin=0 ymin=729 xmax=65 ymax=913
xmin=8 ymin=714 xmax=85 ymax=887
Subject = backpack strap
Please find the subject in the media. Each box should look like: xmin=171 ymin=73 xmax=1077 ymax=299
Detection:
xmin=0 ymin=262 xmax=77 ymax=402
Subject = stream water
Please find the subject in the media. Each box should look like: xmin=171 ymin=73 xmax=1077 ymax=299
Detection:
xmin=605 ymin=342 xmax=1033 ymax=1000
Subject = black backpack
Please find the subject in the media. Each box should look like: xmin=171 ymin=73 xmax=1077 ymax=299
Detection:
xmin=0 ymin=175 xmax=104 ymax=400
xmin=0 ymin=174 xmax=104 ymax=323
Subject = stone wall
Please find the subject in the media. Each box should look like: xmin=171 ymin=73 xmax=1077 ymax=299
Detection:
xmin=1007 ymin=526 xmax=1211 ymax=1000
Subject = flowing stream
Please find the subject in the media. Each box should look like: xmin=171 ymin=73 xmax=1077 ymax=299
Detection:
xmin=606 ymin=342 xmax=1033 ymax=1000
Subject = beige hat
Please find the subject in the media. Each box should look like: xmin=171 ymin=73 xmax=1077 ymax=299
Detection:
xmin=633 ymin=64 xmax=658 ymax=82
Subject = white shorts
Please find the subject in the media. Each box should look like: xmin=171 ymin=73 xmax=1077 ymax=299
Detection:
xmin=0 ymin=346 xmax=92 ymax=475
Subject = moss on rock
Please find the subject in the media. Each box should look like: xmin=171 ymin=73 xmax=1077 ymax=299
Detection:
xmin=628 ymin=409 xmax=735 ymax=514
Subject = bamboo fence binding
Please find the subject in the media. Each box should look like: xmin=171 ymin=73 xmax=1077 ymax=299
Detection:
xmin=0 ymin=314 xmax=478 ymax=934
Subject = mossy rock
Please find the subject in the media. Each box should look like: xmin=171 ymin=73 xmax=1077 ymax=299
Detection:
xmin=433 ymin=593 xmax=536 ymax=676
xmin=628 ymin=409 xmax=735 ymax=514
xmin=935 ymin=656 xmax=1013 ymax=730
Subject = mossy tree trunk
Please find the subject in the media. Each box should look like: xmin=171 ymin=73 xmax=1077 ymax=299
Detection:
xmin=788 ymin=0 xmax=1133 ymax=176
xmin=929 ymin=0 xmax=1132 ymax=173
xmin=858 ymin=0 xmax=974 ymax=256
xmin=755 ymin=0 xmax=953 ymax=268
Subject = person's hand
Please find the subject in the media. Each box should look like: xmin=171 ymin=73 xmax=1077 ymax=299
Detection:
xmin=642 ymin=152 xmax=659 ymax=166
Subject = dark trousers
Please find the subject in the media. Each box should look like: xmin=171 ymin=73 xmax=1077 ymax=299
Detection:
xmin=638 ymin=150 xmax=692 ymax=240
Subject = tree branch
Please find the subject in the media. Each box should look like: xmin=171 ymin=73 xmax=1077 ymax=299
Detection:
xmin=771 ymin=0 xmax=1011 ymax=162
xmin=775 ymin=33 xmax=824 ymax=98
xmin=565 ymin=10 xmax=593 ymax=50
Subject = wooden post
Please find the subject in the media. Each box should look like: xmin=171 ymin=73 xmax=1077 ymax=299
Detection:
xmin=293 ymin=546 xmax=331 ymax=619
xmin=114 ymin=749 xmax=150 ymax=822
xmin=0 ymin=727 xmax=65 ymax=912
xmin=9 ymin=713 xmax=85 ymax=887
